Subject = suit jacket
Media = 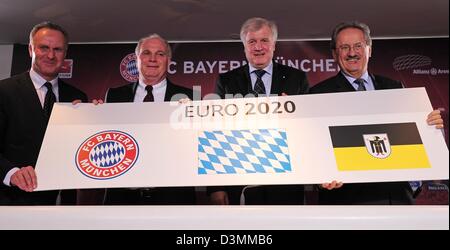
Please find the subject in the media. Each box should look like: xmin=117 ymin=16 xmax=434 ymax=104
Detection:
xmin=106 ymin=80 xmax=194 ymax=102
xmin=208 ymin=62 xmax=309 ymax=205
xmin=309 ymin=72 xmax=403 ymax=94
xmin=92 ymin=80 xmax=196 ymax=205
xmin=0 ymin=71 xmax=87 ymax=205
xmin=216 ymin=62 xmax=309 ymax=98
xmin=310 ymin=72 xmax=413 ymax=205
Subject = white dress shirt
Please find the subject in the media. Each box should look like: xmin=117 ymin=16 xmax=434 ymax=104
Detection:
xmin=134 ymin=79 xmax=167 ymax=103
xmin=248 ymin=62 xmax=273 ymax=96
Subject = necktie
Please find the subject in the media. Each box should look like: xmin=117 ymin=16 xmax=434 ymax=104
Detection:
xmin=253 ymin=69 xmax=266 ymax=95
xmin=143 ymin=85 xmax=154 ymax=102
xmin=354 ymin=78 xmax=366 ymax=91
xmin=43 ymin=82 xmax=56 ymax=120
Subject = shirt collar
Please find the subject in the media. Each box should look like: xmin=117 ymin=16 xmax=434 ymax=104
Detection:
xmin=248 ymin=61 xmax=273 ymax=76
xmin=138 ymin=78 xmax=167 ymax=90
xmin=341 ymin=70 xmax=370 ymax=84
xmin=29 ymin=68 xmax=58 ymax=89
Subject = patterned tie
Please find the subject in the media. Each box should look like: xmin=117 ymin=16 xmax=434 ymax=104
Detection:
xmin=354 ymin=78 xmax=366 ymax=91
xmin=43 ymin=82 xmax=56 ymax=120
xmin=253 ymin=69 xmax=266 ymax=95
xmin=143 ymin=85 xmax=154 ymax=102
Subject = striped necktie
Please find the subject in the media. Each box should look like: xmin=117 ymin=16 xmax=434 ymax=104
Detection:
xmin=354 ymin=78 xmax=366 ymax=91
xmin=253 ymin=69 xmax=266 ymax=95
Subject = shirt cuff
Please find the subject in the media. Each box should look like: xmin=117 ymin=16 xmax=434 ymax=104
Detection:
xmin=3 ymin=167 xmax=20 ymax=186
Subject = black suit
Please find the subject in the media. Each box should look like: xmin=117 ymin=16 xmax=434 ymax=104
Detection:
xmin=215 ymin=62 xmax=309 ymax=98
xmin=98 ymin=80 xmax=196 ymax=205
xmin=310 ymin=72 xmax=403 ymax=93
xmin=0 ymin=72 xmax=87 ymax=205
xmin=310 ymin=72 xmax=414 ymax=205
xmin=208 ymin=62 xmax=309 ymax=205
xmin=106 ymin=80 xmax=193 ymax=102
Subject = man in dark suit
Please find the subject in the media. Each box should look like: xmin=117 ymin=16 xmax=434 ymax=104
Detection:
xmin=0 ymin=22 xmax=88 ymax=205
xmin=208 ymin=17 xmax=309 ymax=205
xmin=310 ymin=21 xmax=444 ymax=205
xmin=77 ymin=34 xmax=196 ymax=205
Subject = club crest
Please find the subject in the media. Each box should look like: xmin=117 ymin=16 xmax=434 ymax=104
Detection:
xmin=363 ymin=133 xmax=391 ymax=159
xmin=120 ymin=53 xmax=139 ymax=82
xmin=75 ymin=130 xmax=139 ymax=179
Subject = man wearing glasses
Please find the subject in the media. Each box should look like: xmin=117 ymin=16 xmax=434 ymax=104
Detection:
xmin=310 ymin=21 xmax=444 ymax=205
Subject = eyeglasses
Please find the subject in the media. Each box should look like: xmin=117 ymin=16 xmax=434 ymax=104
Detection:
xmin=336 ymin=42 xmax=366 ymax=53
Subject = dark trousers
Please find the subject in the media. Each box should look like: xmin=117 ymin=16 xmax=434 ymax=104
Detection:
xmin=0 ymin=186 xmax=58 ymax=205
xmin=208 ymin=185 xmax=304 ymax=205
xmin=104 ymin=187 xmax=197 ymax=205
xmin=318 ymin=182 xmax=414 ymax=205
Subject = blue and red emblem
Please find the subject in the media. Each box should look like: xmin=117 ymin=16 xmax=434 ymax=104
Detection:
xmin=75 ymin=130 xmax=139 ymax=180
xmin=119 ymin=53 xmax=139 ymax=82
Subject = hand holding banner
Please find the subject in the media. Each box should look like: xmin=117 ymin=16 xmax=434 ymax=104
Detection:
xmin=35 ymin=88 xmax=448 ymax=191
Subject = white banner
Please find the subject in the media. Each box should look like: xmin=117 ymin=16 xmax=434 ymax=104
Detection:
xmin=35 ymin=88 xmax=449 ymax=191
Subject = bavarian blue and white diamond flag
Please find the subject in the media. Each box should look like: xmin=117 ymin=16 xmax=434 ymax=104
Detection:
xmin=198 ymin=129 xmax=291 ymax=175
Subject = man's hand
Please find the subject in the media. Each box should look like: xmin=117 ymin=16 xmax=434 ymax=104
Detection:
xmin=178 ymin=98 xmax=191 ymax=104
xmin=10 ymin=166 xmax=37 ymax=192
xmin=92 ymin=99 xmax=104 ymax=105
xmin=210 ymin=191 xmax=229 ymax=205
xmin=72 ymin=99 xmax=82 ymax=105
xmin=427 ymin=109 xmax=444 ymax=129
xmin=321 ymin=181 xmax=343 ymax=190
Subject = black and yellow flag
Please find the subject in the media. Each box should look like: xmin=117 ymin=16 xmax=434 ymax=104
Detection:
xmin=329 ymin=123 xmax=431 ymax=171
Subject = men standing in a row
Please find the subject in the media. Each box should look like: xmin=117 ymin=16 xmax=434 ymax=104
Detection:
xmin=0 ymin=22 xmax=88 ymax=205
xmin=310 ymin=21 xmax=444 ymax=204
xmin=77 ymin=34 xmax=196 ymax=205
xmin=208 ymin=17 xmax=309 ymax=205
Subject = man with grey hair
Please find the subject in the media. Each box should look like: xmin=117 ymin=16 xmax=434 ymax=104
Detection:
xmin=77 ymin=34 xmax=196 ymax=205
xmin=310 ymin=21 xmax=444 ymax=205
xmin=0 ymin=21 xmax=87 ymax=205
xmin=208 ymin=17 xmax=309 ymax=205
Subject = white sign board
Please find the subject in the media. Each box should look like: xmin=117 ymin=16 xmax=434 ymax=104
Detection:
xmin=35 ymin=88 xmax=449 ymax=191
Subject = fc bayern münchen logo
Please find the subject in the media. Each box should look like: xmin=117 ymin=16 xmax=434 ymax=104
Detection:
xmin=120 ymin=53 xmax=139 ymax=82
xmin=75 ymin=130 xmax=139 ymax=180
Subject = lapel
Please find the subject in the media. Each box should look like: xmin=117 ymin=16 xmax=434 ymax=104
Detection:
xmin=164 ymin=80 xmax=172 ymax=101
xmin=17 ymin=72 xmax=47 ymax=126
xmin=334 ymin=72 xmax=357 ymax=92
xmin=58 ymin=79 xmax=68 ymax=101
xmin=130 ymin=82 xmax=139 ymax=101
xmin=238 ymin=64 xmax=252 ymax=95
xmin=369 ymin=73 xmax=381 ymax=90
xmin=123 ymin=82 xmax=138 ymax=102
xmin=334 ymin=72 xmax=381 ymax=91
xmin=270 ymin=62 xmax=281 ymax=95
